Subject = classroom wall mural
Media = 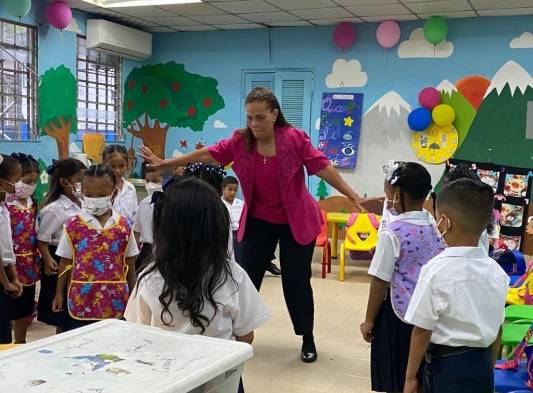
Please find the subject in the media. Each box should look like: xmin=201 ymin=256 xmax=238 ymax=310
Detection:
xmin=123 ymin=62 xmax=225 ymax=158
xmin=398 ymin=27 xmax=454 ymax=59
xmin=38 ymin=66 xmax=77 ymax=160
xmin=510 ymin=32 xmax=533 ymax=49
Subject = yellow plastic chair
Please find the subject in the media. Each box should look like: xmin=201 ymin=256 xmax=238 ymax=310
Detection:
xmin=339 ymin=213 xmax=381 ymax=282
xmin=82 ymin=133 xmax=105 ymax=163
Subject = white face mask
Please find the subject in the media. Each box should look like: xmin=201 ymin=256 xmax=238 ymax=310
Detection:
xmin=82 ymin=196 xmax=113 ymax=216
xmin=14 ymin=182 xmax=36 ymax=199
xmin=145 ymin=182 xmax=163 ymax=196
xmin=436 ymin=216 xmax=451 ymax=247
xmin=384 ymin=194 xmax=399 ymax=215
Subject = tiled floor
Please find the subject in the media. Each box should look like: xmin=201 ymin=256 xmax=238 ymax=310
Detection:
xmin=23 ymin=252 xmax=374 ymax=393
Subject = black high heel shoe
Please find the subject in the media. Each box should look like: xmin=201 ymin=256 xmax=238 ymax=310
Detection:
xmin=301 ymin=335 xmax=318 ymax=363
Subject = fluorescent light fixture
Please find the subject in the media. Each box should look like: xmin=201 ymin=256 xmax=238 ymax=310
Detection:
xmin=81 ymin=0 xmax=202 ymax=7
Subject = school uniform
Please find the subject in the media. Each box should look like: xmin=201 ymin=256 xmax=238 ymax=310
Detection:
xmin=56 ymin=210 xmax=139 ymax=331
xmin=405 ymin=247 xmax=509 ymax=393
xmin=368 ymin=210 xmax=444 ymax=392
xmin=222 ymin=197 xmax=245 ymax=263
xmin=5 ymin=199 xmax=40 ymax=320
xmin=37 ymin=195 xmax=82 ymax=326
xmin=0 ymin=202 xmax=16 ymax=343
xmin=134 ymin=195 xmax=154 ymax=272
xmin=113 ymin=179 xmax=138 ymax=223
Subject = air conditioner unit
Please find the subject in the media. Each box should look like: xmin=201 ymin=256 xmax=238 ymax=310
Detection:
xmin=86 ymin=19 xmax=152 ymax=61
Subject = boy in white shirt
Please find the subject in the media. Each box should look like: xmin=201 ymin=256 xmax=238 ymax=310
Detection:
xmin=403 ymin=178 xmax=509 ymax=393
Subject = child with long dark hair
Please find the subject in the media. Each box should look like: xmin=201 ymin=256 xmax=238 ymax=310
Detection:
xmin=0 ymin=154 xmax=23 ymax=343
xmin=52 ymin=165 xmax=138 ymax=331
xmin=5 ymin=153 xmax=40 ymax=343
xmin=125 ymin=176 xmax=269 ymax=355
xmin=361 ymin=161 xmax=444 ymax=393
xmin=37 ymin=158 xmax=86 ymax=331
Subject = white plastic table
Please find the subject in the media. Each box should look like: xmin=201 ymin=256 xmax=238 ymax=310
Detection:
xmin=0 ymin=319 xmax=253 ymax=393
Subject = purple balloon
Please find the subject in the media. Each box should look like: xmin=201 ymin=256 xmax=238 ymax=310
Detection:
xmin=418 ymin=87 xmax=441 ymax=109
xmin=376 ymin=20 xmax=401 ymax=49
xmin=333 ymin=22 xmax=356 ymax=51
xmin=47 ymin=1 xmax=73 ymax=31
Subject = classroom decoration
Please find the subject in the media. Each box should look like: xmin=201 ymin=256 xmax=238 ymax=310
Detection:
xmin=407 ymin=107 xmax=431 ymax=131
xmin=454 ymin=60 xmax=533 ymax=169
xmin=124 ymin=62 xmax=225 ymax=158
xmin=398 ymin=28 xmax=454 ymax=59
xmin=46 ymin=1 xmax=73 ymax=31
xmin=316 ymin=179 xmax=330 ymax=200
xmin=34 ymin=159 xmax=49 ymax=206
xmin=376 ymin=21 xmax=401 ymax=49
xmin=325 ymin=59 xmax=368 ymax=88
xmin=432 ymin=104 xmax=455 ymax=126
xmin=455 ymin=75 xmax=491 ymax=110
xmin=38 ymin=66 xmax=77 ymax=160
xmin=449 ymin=159 xmax=533 ymax=253
xmin=333 ymin=22 xmax=356 ymax=51
xmin=5 ymin=0 xmax=32 ymax=18
xmin=423 ymin=16 xmax=448 ymax=45
xmin=418 ymin=87 xmax=440 ymax=109
xmin=318 ymin=92 xmax=363 ymax=169
xmin=510 ymin=32 xmax=533 ymax=49
xmin=411 ymin=123 xmax=458 ymax=164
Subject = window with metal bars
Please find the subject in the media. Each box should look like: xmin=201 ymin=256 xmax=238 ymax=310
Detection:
xmin=0 ymin=19 xmax=37 ymax=141
xmin=76 ymin=36 xmax=122 ymax=141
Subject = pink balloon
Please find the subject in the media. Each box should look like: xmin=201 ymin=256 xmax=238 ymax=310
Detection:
xmin=376 ymin=20 xmax=401 ymax=49
xmin=333 ymin=22 xmax=356 ymax=51
xmin=418 ymin=87 xmax=441 ymax=109
xmin=47 ymin=1 xmax=73 ymax=31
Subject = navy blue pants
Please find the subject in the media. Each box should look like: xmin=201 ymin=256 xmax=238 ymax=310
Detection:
xmin=423 ymin=346 xmax=493 ymax=393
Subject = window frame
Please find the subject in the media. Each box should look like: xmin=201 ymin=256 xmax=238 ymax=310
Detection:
xmin=76 ymin=35 xmax=123 ymax=142
xmin=0 ymin=17 xmax=38 ymax=142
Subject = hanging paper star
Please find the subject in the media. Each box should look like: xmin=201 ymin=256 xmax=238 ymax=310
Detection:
xmin=344 ymin=116 xmax=354 ymax=127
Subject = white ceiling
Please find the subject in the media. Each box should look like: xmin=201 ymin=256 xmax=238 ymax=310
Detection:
xmin=63 ymin=0 xmax=533 ymax=32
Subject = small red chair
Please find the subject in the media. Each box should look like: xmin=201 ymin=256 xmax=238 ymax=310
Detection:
xmin=317 ymin=210 xmax=331 ymax=279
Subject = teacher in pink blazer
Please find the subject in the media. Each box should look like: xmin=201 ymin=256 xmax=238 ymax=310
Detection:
xmin=140 ymin=87 xmax=363 ymax=363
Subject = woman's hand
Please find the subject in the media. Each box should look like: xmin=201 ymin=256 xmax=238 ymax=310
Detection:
xmin=139 ymin=145 xmax=168 ymax=169
xmin=360 ymin=321 xmax=374 ymax=343
xmin=349 ymin=194 xmax=367 ymax=213
xmin=403 ymin=376 xmax=419 ymax=393
xmin=44 ymin=257 xmax=58 ymax=276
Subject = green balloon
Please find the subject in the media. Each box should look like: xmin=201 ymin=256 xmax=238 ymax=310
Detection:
xmin=424 ymin=16 xmax=448 ymax=45
xmin=5 ymin=0 xmax=32 ymax=18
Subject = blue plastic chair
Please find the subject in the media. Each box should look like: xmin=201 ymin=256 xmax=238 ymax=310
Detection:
xmin=495 ymin=360 xmax=529 ymax=392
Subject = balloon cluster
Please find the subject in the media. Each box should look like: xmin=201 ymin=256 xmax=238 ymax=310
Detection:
xmin=408 ymin=87 xmax=455 ymax=132
xmin=4 ymin=0 xmax=73 ymax=31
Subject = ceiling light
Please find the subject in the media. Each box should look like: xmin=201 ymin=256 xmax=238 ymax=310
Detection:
xmin=80 ymin=0 xmax=202 ymax=7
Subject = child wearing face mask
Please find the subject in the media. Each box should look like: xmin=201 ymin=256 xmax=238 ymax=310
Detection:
xmin=134 ymin=162 xmax=163 ymax=272
xmin=52 ymin=165 xmax=138 ymax=331
xmin=0 ymin=154 xmax=23 ymax=343
xmin=5 ymin=153 xmax=40 ymax=343
xmin=102 ymin=145 xmax=138 ymax=222
xmin=37 ymin=158 xmax=86 ymax=332
xmin=403 ymin=179 xmax=509 ymax=393
xmin=361 ymin=161 xmax=444 ymax=393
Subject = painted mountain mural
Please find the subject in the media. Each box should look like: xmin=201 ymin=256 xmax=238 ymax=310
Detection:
xmin=454 ymin=61 xmax=533 ymax=168
xmin=337 ymin=91 xmax=446 ymax=197
xmin=437 ymin=79 xmax=476 ymax=148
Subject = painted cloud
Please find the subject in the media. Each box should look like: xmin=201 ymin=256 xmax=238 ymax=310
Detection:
xmin=510 ymin=32 xmax=533 ymax=49
xmin=325 ymin=59 xmax=368 ymax=88
xmin=398 ymin=27 xmax=454 ymax=59
xmin=64 ymin=18 xmax=82 ymax=34
xmin=214 ymin=120 xmax=228 ymax=128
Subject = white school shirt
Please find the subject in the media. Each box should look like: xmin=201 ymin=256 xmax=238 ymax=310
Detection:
xmin=368 ymin=210 xmax=437 ymax=283
xmin=134 ymin=196 xmax=154 ymax=245
xmin=38 ymin=195 xmax=82 ymax=246
xmin=405 ymin=247 xmax=509 ymax=348
xmin=56 ymin=210 xmax=139 ymax=260
xmin=113 ymin=179 xmax=138 ymax=223
xmin=125 ymin=260 xmax=271 ymax=340
xmin=222 ymin=198 xmax=245 ymax=231
xmin=0 ymin=203 xmax=15 ymax=266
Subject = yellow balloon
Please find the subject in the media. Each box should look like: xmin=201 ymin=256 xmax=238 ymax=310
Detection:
xmin=432 ymin=104 xmax=455 ymax=127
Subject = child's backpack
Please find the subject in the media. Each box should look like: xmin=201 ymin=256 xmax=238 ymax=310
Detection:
xmin=507 ymin=256 xmax=533 ymax=305
xmin=496 ymin=250 xmax=527 ymax=276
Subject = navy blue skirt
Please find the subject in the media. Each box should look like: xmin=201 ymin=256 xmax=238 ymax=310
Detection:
xmin=0 ymin=285 xmax=12 ymax=344
xmin=6 ymin=283 xmax=35 ymax=320
xmin=371 ymin=294 xmax=414 ymax=392
xmin=37 ymin=246 xmax=65 ymax=327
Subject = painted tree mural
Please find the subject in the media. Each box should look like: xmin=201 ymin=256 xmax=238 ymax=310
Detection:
xmin=38 ymin=66 xmax=77 ymax=159
xmin=124 ymin=62 xmax=225 ymax=158
xmin=316 ymin=179 xmax=330 ymax=200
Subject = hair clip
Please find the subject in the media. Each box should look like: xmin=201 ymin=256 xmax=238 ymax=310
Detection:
xmin=382 ymin=160 xmax=399 ymax=181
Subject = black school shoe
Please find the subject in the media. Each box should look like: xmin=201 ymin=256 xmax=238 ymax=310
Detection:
xmin=266 ymin=262 xmax=282 ymax=276
xmin=301 ymin=335 xmax=318 ymax=363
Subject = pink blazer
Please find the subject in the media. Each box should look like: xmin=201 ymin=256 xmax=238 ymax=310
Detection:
xmin=208 ymin=126 xmax=330 ymax=245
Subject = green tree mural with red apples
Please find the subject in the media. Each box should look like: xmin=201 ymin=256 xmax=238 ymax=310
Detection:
xmin=123 ymin=62 xmax=225 ymax=158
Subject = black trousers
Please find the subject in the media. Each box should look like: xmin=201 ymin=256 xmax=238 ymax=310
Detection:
xmin=239 ymin=217 xmax=315 ymax=336
xmin=423 ymin=346 xmax=493 ymax=393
